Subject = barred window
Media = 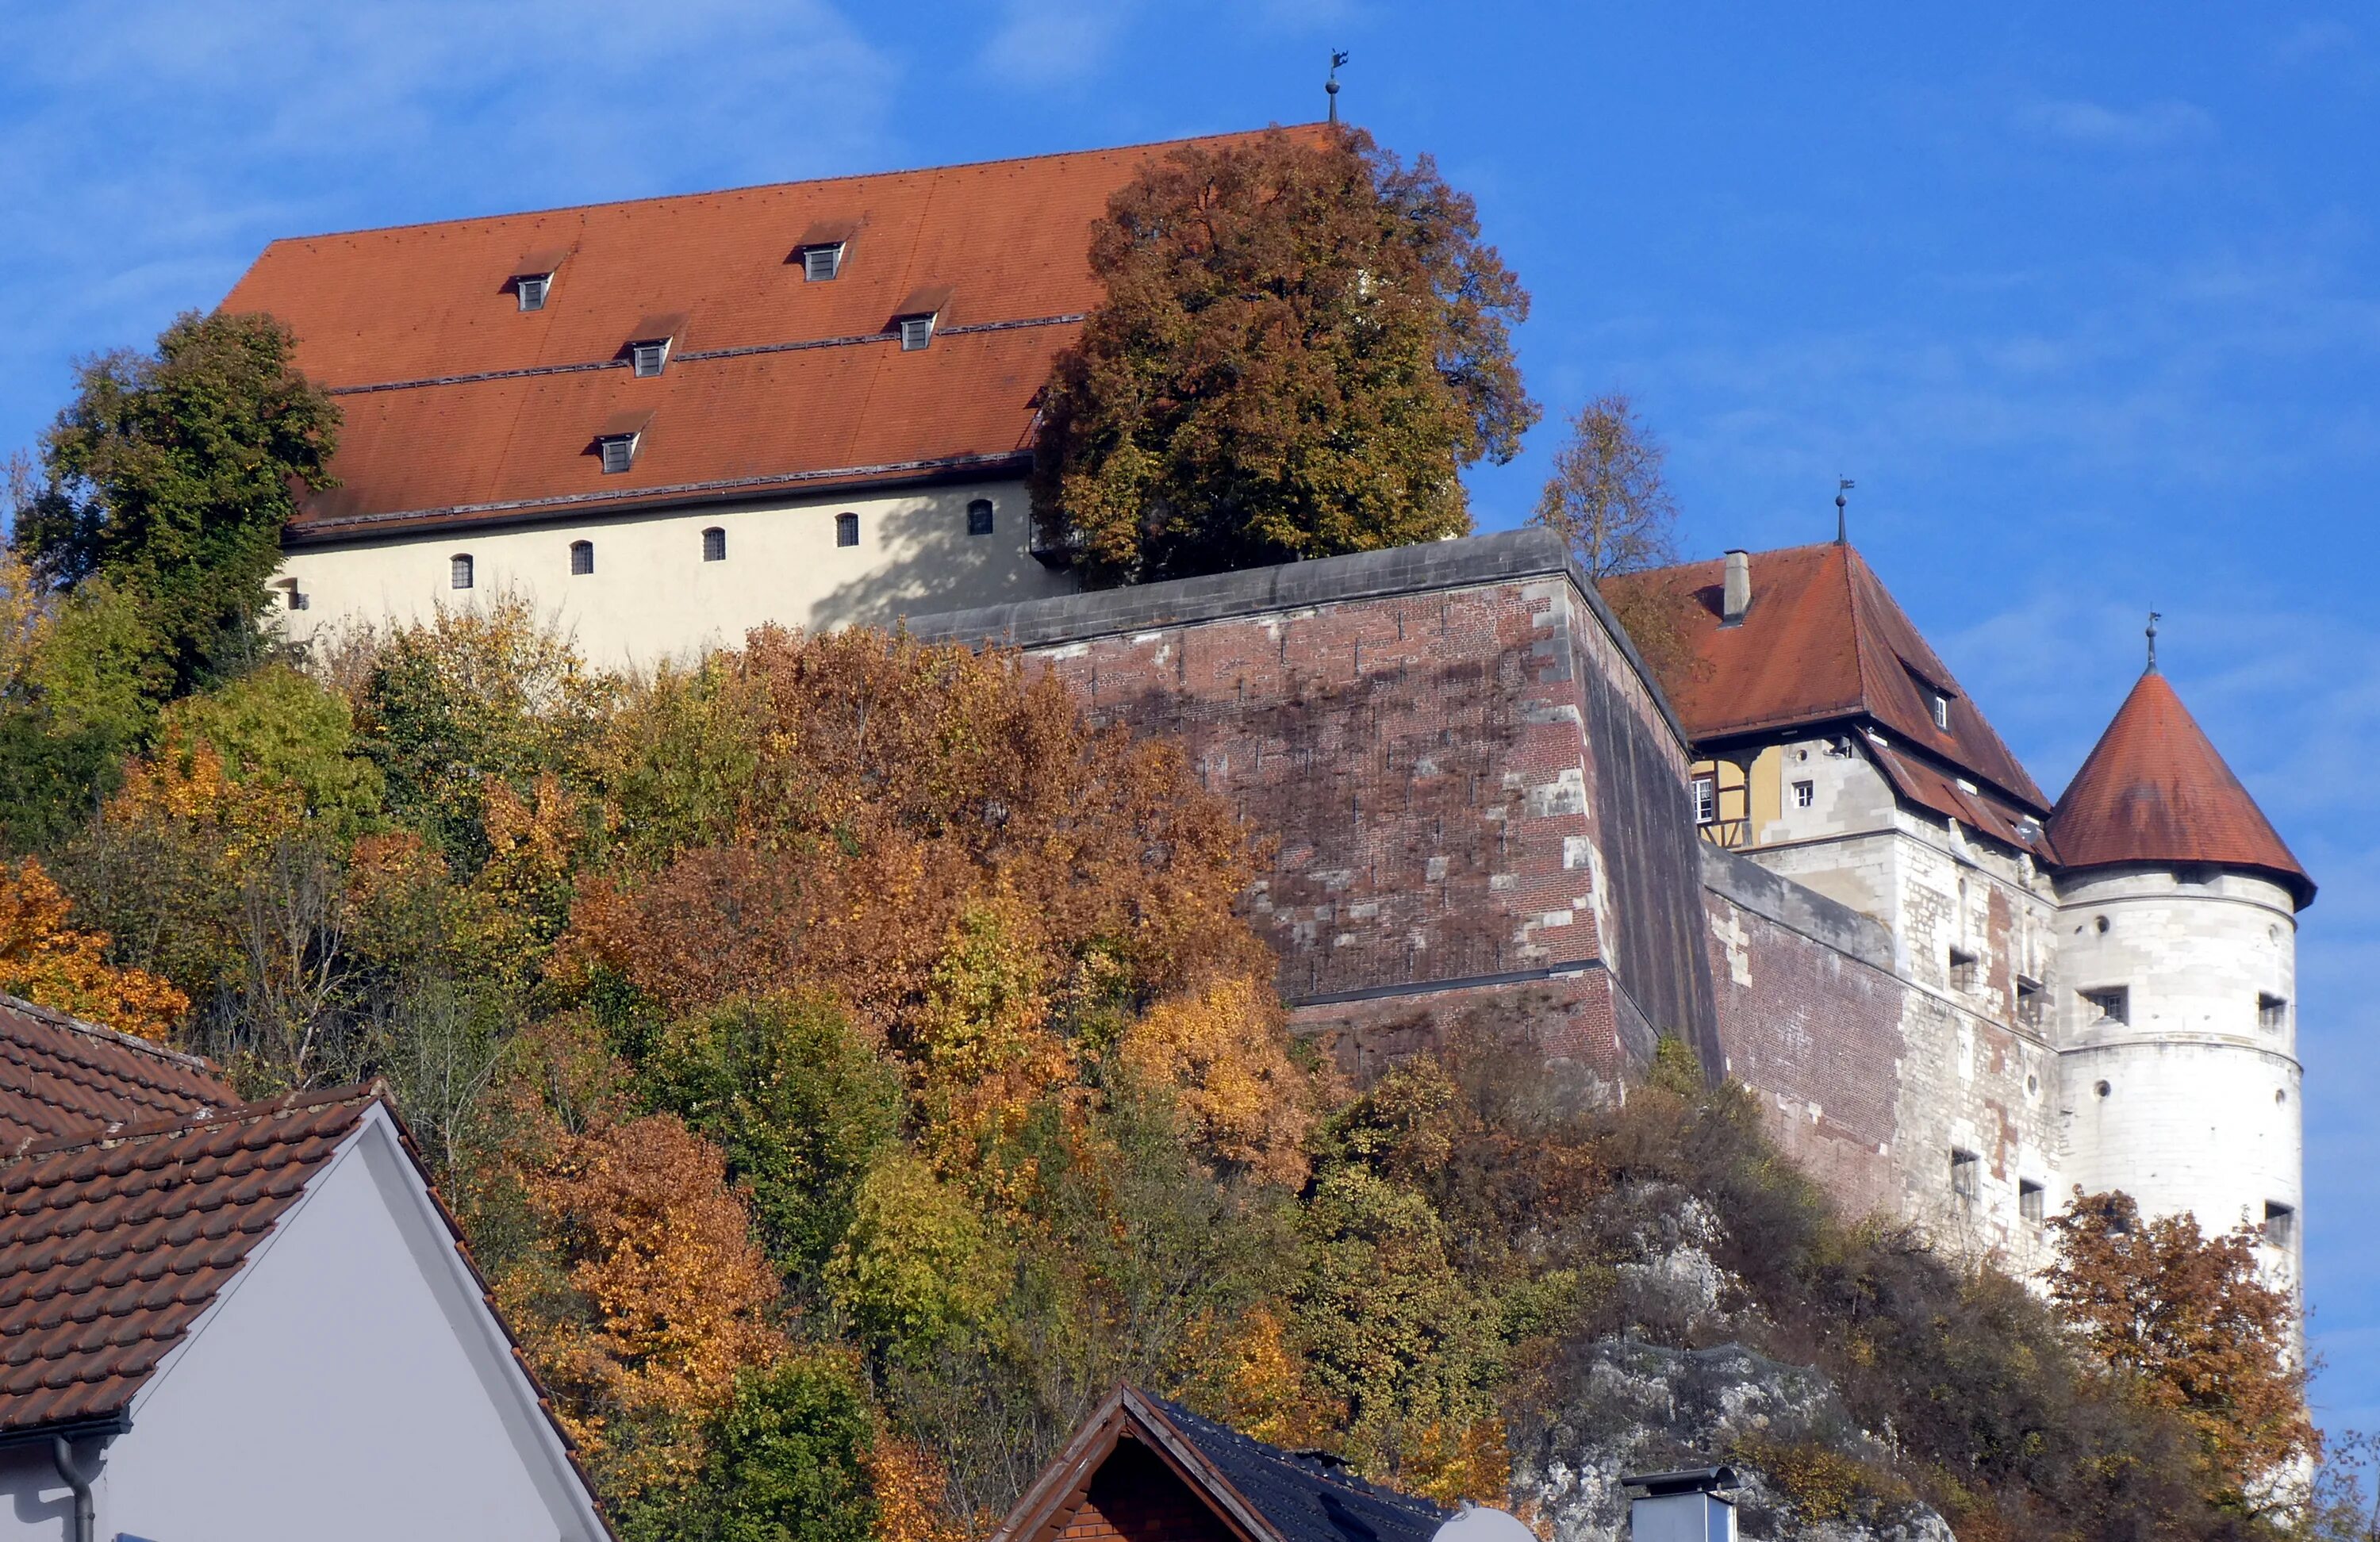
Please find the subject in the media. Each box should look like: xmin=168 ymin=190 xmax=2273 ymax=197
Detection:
xmin=835 ymin=512 xmax=859 ymax=547
xmin=570 ymin=540 xmax=593 ymax=576
xmin=703 ymin=527 xmax=727 ymax=562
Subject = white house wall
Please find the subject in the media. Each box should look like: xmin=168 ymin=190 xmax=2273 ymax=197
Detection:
xmin=278 ymin=476 xmax=1073 ymax=670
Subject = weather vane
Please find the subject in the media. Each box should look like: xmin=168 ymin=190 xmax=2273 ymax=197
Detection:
xmin=1835 ymin=478 xmax=1854 ymax=543
xmin=1327 ymin=50 xmax=1349 ymax=125
xmin=2146 ymin=610 xmax=2161 ymax=673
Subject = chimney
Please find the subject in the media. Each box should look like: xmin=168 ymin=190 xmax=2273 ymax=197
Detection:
xmin=1623 ymin=1467 xmax=1738 ymax=1542
xmin=1721 ymin=550 xmax=1751 ymax=626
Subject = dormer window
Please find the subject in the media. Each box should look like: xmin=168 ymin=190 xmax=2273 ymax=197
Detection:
xmin=803 ymin=244 xmax=846 ymax=282
xmin=892 ymin=285 xmax=951 ymax=352
xmin=593 ymin=410 xmax=652 ymax=475
xmin=631 ymin=339 xmax=669 ymax=378
xmin=1931 ymin=692 xmax=1951 ymax=730
xmin=516 ymin=274 xmax=551 ymax=312
xmin=624 ymin=313 xmax=686 ymax=378
xmin=899 ymin=316 xmax=935 ymax=351
xmin=792 ymin=221 xmax=856 ymax=281
xmin=510 ymin=249 xmax=568 ymax=313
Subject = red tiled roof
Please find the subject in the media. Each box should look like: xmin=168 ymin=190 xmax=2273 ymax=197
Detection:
xmin=0 ymin=995 xmax=232 ymax=1149
xmin=221 ymin=128 xmax=1320 ymax=542
xmin=1606 ymin=542 xmax=2051 ymax=813
xmin=0 ymin=1087 xmax=374 ymax=1433
xmin=2048 ymin=669 xmax=2313 ymax=906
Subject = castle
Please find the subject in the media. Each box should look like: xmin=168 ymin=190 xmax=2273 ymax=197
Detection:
xmin=221 ymin=132 xmax=2309 ymax=1278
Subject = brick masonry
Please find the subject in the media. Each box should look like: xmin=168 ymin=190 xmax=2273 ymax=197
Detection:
xmin=1056 ymin=1441 xmax=1236 ymax=1542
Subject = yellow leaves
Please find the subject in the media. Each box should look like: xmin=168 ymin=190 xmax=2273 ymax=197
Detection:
xmin=0 ymin=857 xmax=186 ymax=1040
xmin=826 ymin=1149 xmax=1007 ymax=1360
xmin=107 ymin=735 xmax=305 ymax=861
xmin=1120 ymin=974 xmax=1312 ymax=1187
xmin=864 ymin=1432 xmax=969 ymax=1542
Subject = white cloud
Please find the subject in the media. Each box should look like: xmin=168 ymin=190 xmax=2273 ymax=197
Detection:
xmin=2013 ymin=97 xmax=2217 ymax=151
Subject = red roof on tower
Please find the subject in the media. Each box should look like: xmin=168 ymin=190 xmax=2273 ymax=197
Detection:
xmin=220 ymin=127 xmax=1322 ymax=544
xmin=2048 ymin=669 xmax=2313 ymax=907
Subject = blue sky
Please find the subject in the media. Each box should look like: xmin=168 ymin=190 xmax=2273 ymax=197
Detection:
xmin=4 ymin=0 xmax=2375 ymax=1432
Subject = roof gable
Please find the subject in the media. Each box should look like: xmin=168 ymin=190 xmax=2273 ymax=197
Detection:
xmin=1606 ymin=542 xmax=2050 ymax=814
xmin=0 ymin=995 xmax=232 ymax=1149
xmin=2048 ymin=669 xmax=2312 ymax=906
xmin=223 ymin=128 xmax=1322 ymax=540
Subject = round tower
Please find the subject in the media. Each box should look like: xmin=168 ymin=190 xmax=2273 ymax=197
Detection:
xmin=2046 ymin=654 xmax=2313 ymax=1281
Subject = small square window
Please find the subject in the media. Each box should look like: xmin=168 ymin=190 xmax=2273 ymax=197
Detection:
xmin=570 ymin=540 xmax=593 ymax=576
xmin=1931 ymin=692 xmax=1951 ymax=731
xmin=703 ymin=527 xmax=727 ymax=562
xmin=517 ymin=274 xmax=551 ymax=312
xmin=599 ymin=435 xmax=637 ymax=475
xmin=1691 ymin=774 xmax=1718 ymax=826
xmin=802 ymin=244 xmax=845 ymax=282
xmin=450 ymin=554 xmax=474 ymax=590
xmin=2082 ymin=986 xmax=2129 ymax=1025
xmin=898 ymin=315 xmax=935 ymax=351
xmin=2020 ymin=1180 xmax=2045 ymax=1226
xmin=1792 ymin=779 xmax=1814 ymax=809
xmin=2259 ymin=993 xmax=2288 ymax=1032
xmin=1948 ymin=948 xmax=1979 ymax=992
xmin=2016 ymin=976 xmax=2044 ymax=1026
xmin=835 ymin=512 xmax=859 ymax=547
xmin=631 ymin=339 xmax=669 ymax=378
xmin=1950 ymin=1149 xmax=1980 ymax=1200
xmin=966 ymin=500 xmax=995 ymax=536
xmin=2264 ymin=1201 xmax=2297 ymax=1251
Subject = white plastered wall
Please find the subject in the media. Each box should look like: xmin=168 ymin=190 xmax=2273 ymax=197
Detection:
xmin=275 ymin=476 xmax=1073 ymax=671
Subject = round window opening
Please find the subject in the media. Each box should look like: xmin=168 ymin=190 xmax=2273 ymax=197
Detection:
xmin=2095 ymin=915 xmax=2111 ymax=934
xmin=2276 ymin=1089 xmax=2288 ymax=1105
xmin=2095 ymin=1080 xmax=2113 ymax=1099
xmin=2027 ymin=1074 xmax=2040 ymax=1094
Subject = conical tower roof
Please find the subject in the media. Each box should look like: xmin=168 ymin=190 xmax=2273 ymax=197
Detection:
xmin=2048 ymin=669 xmax=2313 ymax=907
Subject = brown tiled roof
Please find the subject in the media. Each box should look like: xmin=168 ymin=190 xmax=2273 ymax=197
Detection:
xmin=222 ymin=128 xmax=1319 ymax=542
xmin=2048 ymin=669 xmax=2313 ymax=906
xmin=0 ymin=995 xmax=232 ymax=1149
xmin=0 ymin=1087 xmax=374 ymax=1433
xmin=1606 ymin=542 xmax=2051 ymax=813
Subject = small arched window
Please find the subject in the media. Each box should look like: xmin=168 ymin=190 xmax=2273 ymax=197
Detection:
xmin=450 ymin=554 xmax=474 ymax=590
xmin=570 ymin=540 xmax=594 ymax=576
xmin=702 ymin=527 xmax=727 ymax=562
xmin=835 ymin=512 xmax=859 ymax=548
xmin=966 ymin=499 xmax=995 ymax=536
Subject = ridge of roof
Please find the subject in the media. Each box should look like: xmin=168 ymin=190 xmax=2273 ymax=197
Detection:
xmin=2048 ymin=669 xmax=2313 ymax=907
xmin=0 ymin=992 xmax=216 ymax=1076
xmin=6 ymin=1080 xmax=385 ymax=1161
xmin=1143 ymin=1393 xmax=1449 ymax=1525
xmin=253 ymin=124 xmax=1329 ymax=248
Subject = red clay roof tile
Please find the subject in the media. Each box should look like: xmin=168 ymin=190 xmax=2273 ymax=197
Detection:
xmin=2048 ymin=669 xmax=2313 ymax=906
xmin=0 ymin=995 xmax=233 ymax=1149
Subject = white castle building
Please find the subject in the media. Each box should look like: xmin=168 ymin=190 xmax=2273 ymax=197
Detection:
xmin=216 ymin=132 xmax=2309 ymax=1281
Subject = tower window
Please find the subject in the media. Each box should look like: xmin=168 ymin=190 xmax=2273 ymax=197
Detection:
xmin=2016 ymin=976 xmax=2044 ymax=1026
xmin=1931 ymin=692 xmax=1951 ymax=730
xmin=450 ymin=554 xmax=474 ymax=590
xmin=631 ymin=339 xmax=670 ymax=378
xmin=2082 ymin=987 xmax=2129 ymax=1025
xmin=703 ymin=526 xmax=727 ymax=562
xmin=1950 ymin=1149 xmax=1980 ymax=1200
xmin=898 ymin=315 xmax=935 ymax=351
xmin=1948 ymin=947 xmax=1979 ymax=992
xmin=2019 ymin=1180 xmax=2045 ymax=1226
xmin=599 ymin=434 xmax=639 ymax=474
xmin=967 ymin=499 xmax=995 ymax=536
xmin=516 ymin=273 xmax=551 ymax=311
xmin=274 ymin=579 xmax=309 ymax=612
xmin=835 ymin=512 xmax=859 ymax=548
xmin=570 ymin=540 xmax=593 ymax=576
xmin=2264 ymin=1201 xmax=2297 ymax=1251
xmin=802 ymin=243 xmax=846 ymax=282
xmin=2258 ymin=993 xmax=2288 ymax=1032
xmin=1691 ymin=775 xmax=1718 ymax=826
xmin=1792 ymin=779 xmax=1814 ymax=809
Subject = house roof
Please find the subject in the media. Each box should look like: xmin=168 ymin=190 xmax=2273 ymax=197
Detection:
xmin=0 ymin=1086 xmax=376 ymax=1433
xmin=993 ymin=1383 xmax=1447 ymax=1542
xmin=2048 ymin=669 xmax=2313 ymax=907
xmin=0 ymin=995 xmax=232 ymax=1149
xmin=221 ymin=128 xmax=1319 ymax=543
xmin=1604 ymin=541 xmax=2051 ymax=815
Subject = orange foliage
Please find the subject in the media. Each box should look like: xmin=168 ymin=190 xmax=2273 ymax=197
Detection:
xmin=1120 ymin=974 xmax=1311 ymax=1186
xmin=503 ymin=1111 xmax=785 ymax=1483
xmin=0 ymin=857 xmax=187 ymax=1040
xmin=106 ymin=735 xmax=303 ymax=857
xmin=866 ymin=1431 xmax=970 ymax=1542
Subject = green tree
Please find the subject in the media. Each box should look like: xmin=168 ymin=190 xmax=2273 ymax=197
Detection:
xmin=1031 ymin=126 xmax=1536 ymax=587
xmin=13 ymin=311 xmax=338 ymax=695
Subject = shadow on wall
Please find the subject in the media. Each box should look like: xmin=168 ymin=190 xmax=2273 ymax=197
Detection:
xmin=807 ymin=501 xmax=1073 ymax=635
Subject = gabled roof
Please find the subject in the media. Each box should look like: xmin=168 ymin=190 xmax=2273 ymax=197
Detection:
xmin=2048 ymin=669 xmax=2313 ymax=907
xmin=221 ymin=128 xmax=1320 ymax=543
xmin=993 ymin=1384 xmax=1447 ymax=1542
xmin=1605 ymin=542 xmax=2051 ymax=814
xmin=0 ymin=995 xmax=232 ymax=1148
xmin=0 ymin=1086 xmax=376 ymax=1433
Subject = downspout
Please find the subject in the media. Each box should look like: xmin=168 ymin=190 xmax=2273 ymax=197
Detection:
xmin=52 ymin=1435 xmax=97 ymax=1542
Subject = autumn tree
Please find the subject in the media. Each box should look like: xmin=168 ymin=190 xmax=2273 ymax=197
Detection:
xmin=0 ymin=856 xmax=186 ymax=1038
xmin=13 ymin=311 xmax=340 ymax=695
xmin=1031 ymin=126 xmax=1536 ymax=587
xmin=2047 ymin=1188 xmax=2314 ymax=1516
xmin=1531 ymin=395 xmax=1701 ymax=695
